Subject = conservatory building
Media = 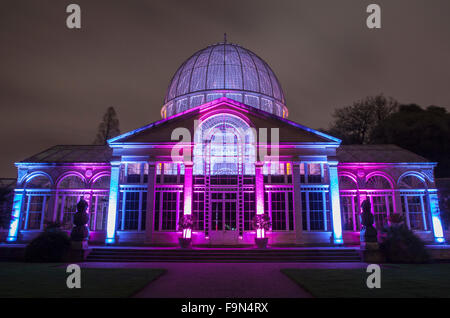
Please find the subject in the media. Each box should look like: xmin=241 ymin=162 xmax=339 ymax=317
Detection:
xmin=5 ymin=42 xmax=445 ymax=246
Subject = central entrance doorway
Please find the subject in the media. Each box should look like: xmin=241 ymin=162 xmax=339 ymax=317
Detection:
xmin=209 ymin=191 xmax=239 ymax=245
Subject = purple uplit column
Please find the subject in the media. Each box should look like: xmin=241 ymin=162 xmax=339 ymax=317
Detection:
xmin=255 ymin=162 xmax=265 ymax=239
xmin=328 ymin=162 xmax=343 ymax=244
xmin=145 ymin=163 xmax=156 ymax=243
xmin=292 ymin=163 xmax=303 ymax=244
xmin=182 ymin=162 xmax=193 ymax=239
xmin=255 ymin=162 xmax=264 ymax=216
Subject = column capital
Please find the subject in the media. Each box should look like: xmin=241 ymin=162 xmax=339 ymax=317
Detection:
xmin=255 ymin=161 xmax=264 ymax=167
xmin=183 ymin=161 xmax=194 ymax=167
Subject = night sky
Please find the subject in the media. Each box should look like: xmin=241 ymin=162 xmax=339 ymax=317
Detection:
xmin=1 ymin=0 xmax=450 ymax=177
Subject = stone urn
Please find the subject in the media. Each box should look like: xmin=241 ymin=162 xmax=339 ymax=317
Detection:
xmin=255 ymin=237 xmax=269 ymax=249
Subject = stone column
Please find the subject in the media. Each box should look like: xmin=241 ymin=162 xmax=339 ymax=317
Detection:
xmin=183 ymin=162 xmax=193 ymax=216
xmin=292 ymin=163 xmax=303 ymax=244
xmin=255 ymin=162 xmax=264 ymax=216
xmin=6 ymin=189 xmax=25 ymax=242
xmin=145 ymin=163 xmax=157 ymax=244
xmin=328 ymin=162 xmax=343 ymax=244
xmin=105 ymin=161 xmax=120 ymax=244
xmin=427 ymin=189 xmax=445 ymax=243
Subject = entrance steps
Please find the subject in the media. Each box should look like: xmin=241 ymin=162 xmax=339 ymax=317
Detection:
xmin=86 ymin=247 xmax=362 ymax=263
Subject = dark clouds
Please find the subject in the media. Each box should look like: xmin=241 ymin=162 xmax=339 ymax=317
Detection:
xmin=1 ymin=0 xmax=449 ymax=177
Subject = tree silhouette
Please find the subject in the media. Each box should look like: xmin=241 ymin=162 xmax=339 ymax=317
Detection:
xmin=325 ymin=94 xmax=398 ymax=144
xmin=93 ymin=107 xmax=120 ymax=145
xmin=371 ymin=104 xmax=450 ymax=178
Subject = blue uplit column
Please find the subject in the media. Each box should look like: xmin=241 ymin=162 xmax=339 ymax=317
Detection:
xmin=106 ymin=161 xmax=121 ymax=244
xmin=328 ymin=161 xmax=343 ymax=244
xmin=427 ymin=189 xmax=445 ymax=243
xmin=7 ymin=189 xmax=25 ymax=242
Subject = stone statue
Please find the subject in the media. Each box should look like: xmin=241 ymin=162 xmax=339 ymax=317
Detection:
xmin=70 ymin=196 xmax=90 ymax=244
xmin=360 ymin=198 xmax=377 ymax=243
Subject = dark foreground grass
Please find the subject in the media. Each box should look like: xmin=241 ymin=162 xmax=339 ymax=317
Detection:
xmin=282 ymin=264 xmax=450 ymax=298
xmin=0 ymin=262 xmax=165 ymax=298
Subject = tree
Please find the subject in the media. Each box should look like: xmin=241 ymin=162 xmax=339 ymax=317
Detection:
xmin=371 ymin=104 xmax=450 ymax=177
xmin=325 ymin=94 xmax=398 ymax=144
xmin=93 ymin=107 xmax=120 ymax=145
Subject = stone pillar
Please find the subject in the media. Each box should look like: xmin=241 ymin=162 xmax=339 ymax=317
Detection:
xmin=427 ymin=189 xmax=445 ymax=243
xmin=183 ymin=162 xmax=193 ymax=216
xmin=6 ymin=189 xmax=25 ymax=242
xmin=255 ymin=162 xmax=264 ymax=216
xmin=328 ymin=162 xmax=343 ymax=244
xmin=145 ymin=163 xmax=157 ymax=244
xmin=292 ymin=163 xmax=303 ymax=244
xmin=105 ymin=161 xmax=120 ymax=244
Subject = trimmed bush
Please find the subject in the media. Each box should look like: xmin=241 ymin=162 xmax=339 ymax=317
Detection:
xmin=379 ymin=225 xmax=430 ymax=263
xmin=25 ymin=224 xmax=71 ymax=262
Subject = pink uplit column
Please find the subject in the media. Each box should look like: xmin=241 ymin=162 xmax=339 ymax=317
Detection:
xmin=255 ymin=161 xmax=264 ymax=216
xmin=145 ymin=163 xmax=156 ymax=244
xmin=292 ymin=163 xmax=303 ymax=243
xmin=183 ymin=162 xmax=193 ymax=239
xmin=183 ymin=162 xmax=193 ymax=216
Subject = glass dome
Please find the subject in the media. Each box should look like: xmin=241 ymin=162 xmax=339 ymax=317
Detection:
xmin=161 ymin=42 xmax=288 ymax=118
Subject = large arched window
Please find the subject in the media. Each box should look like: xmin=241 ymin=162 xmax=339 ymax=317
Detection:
xmin=21 ymin=174 xmax=52 ymax=230
xmin=58 ymin=175 xmax=86 ymax=189
xmin=193 ymin=113 xmax=256 ymax=177
xmin=57 ymin=174 xmax=87 ymax=230
xmin=90 ymin=175 xmax=111 ymax=231
xmin=338 ymin=175 xmax=360 ymax=231
xmin=364 ymin=174 xmax=393 ymax=230
xmin=398 ymin=174 xmax=429 ymax=231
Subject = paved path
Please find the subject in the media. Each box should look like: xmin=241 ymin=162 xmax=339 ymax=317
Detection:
xmin=80 ymin=262 xmax=367 ymax=298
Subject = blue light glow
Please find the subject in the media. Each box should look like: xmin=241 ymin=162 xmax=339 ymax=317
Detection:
xmin=328 ymin=163 xmax=343 ymax=244
xmin=106 ymin=162 xmax=121 ymax=244
xmin=428 ymin=191 xmax=445 ymax=243
xmin=7 ymin=191 xmax=24 ymax=242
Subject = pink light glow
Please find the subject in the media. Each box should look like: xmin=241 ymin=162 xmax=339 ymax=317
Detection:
xmin=257 ymin=228 xmax=265 ymax=239
xmin=183 ymin=228 xmax=192 ymax=239
xmin=183 ymin=163 xmax=193 ymax=215
xmin=255 ymin=162 xmax=264 ymax=215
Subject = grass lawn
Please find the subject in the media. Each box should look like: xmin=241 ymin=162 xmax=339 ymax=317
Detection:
xmin=0 ymin=262 xmax=165 ymax=298
xmin=282 ymin=264 xmax=450 ymax=298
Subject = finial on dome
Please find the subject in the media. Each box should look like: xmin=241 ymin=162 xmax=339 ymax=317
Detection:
xmin=224 ymin=33 xmax=227 ymax=43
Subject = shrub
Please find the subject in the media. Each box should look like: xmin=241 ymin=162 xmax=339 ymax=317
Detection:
xmin=25 ymin=223 xmax=71 ymax=262
xmin=379 ymin=225 xmax=430 ymax=263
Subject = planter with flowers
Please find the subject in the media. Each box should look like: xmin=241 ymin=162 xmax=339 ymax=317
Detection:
xmin=178 ymin=215 xmax=194 ymax=248
xmin=252 ymin=214 xmax=272 ymax=248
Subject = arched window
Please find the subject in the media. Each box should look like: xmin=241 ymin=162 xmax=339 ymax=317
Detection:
xmin=193 ymin=113 xmax=256 ymax=177
xmin=58 ymin=175 xmax=86 ymax=189
xmin=21 ymin=174 xmax=52 ymax=230
xmin=398 ymin=174 xmax=429 ymax=231
xmin=338 ymin=175 xmax=359 ymax=231
xmin=90 ymin=175 xmax=111 ymax=231
xmin=91 ymin=175 xmax=110 ymax=189
xmin=25 ymin=175 xmax=52 ymax=189
xmin=339 ymin=175 xmax=358 ymax=190
xmin=57 ymin=174 xmax=86 ymax=230
xmin=366 ymin=175 xmax=392 ymax=189
xmin=398 ymin=175 xmax=426 ymax=189
xmin=364 ymin=174 xmax=393 ymax=230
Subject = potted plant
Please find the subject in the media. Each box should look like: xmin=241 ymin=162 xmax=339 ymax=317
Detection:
xmin=178 ymin=215 xmax=194 ymax=248
xmin=252 ymin=214 xmax=271 ymax=248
